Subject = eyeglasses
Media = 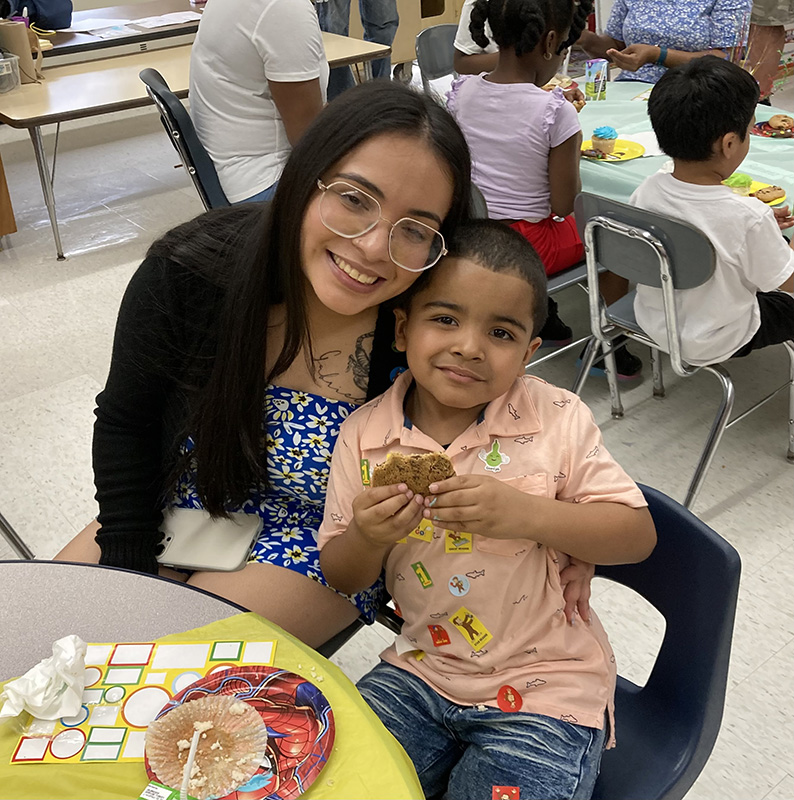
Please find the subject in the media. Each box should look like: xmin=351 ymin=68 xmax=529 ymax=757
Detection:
xmin=316 ymin=180 xmax=447 ymax=272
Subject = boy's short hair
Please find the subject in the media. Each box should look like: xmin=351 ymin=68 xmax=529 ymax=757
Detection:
xmin=400 ymin=219 xmax=548 ymax=338
xmin=648 ymin=55 xmax=760 ymax=162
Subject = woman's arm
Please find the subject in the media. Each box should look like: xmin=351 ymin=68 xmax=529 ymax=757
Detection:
xmin=577 ymin=28 xmax=625 ymax=60
xmin=606 ymin=43 xmax=727 ymax=73
xmin=548 ymin=131 xmax=582 ymax=218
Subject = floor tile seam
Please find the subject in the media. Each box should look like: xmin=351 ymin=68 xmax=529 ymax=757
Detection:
xmin=725 ymin=637 xmax=794 ymax=698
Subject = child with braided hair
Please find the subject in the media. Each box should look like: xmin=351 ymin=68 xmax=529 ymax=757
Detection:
xmin=447 ymin=0 xmax=599 ymax=351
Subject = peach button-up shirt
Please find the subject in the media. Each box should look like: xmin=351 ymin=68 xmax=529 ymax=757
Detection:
xmin=319 ymin=371 xmax=647 ymax=745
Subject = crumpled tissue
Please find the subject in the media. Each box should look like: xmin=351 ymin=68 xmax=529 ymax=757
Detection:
xmin=0 ymin=635 xmax=87 ymax=720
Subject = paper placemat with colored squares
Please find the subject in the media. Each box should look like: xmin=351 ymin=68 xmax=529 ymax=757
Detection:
xmin=11 ymin=639 xmax=277 ymax=766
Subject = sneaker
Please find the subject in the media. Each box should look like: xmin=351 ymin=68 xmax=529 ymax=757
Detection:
xmin=578 ymin=337 xmax=643 ymax=380
xmin=539 ymin=298 xmax=573 ymax=348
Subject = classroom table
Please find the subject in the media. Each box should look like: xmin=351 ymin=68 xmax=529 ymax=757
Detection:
xmin=577 ymin=81 xmax=794 ymax=205
xmin=0 ymin=560 xmax=423 ymax=800
xmin=0 ymin=34 xmax=391 ymax=260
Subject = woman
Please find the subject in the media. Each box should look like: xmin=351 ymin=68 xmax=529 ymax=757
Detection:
xmin=56 ymin=81 xmax=472 ymax=648
xmin=578 ymin=0 xmax=753 ymax=83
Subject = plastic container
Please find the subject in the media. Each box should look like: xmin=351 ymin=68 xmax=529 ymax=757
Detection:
xmin=0 ymin=53 xmax=20 ymax=94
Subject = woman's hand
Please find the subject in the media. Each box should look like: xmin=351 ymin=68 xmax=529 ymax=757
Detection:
xmin=606 ymin=43 xmax=659 ymax=72
xmin=559 ymin=557 xmax=594 ymax=626
xmin=352 ymin=484 xmax=424 ymax=547
xmin=423 ymin=475 xmax=524 ymax=538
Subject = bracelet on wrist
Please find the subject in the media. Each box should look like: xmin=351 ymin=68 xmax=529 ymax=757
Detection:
xmin=656 ymin=45 xmax=668 ymax=66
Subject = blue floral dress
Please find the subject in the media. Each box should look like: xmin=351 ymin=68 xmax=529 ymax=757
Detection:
xmin=168 ymin=385 xmax=384 ymax=623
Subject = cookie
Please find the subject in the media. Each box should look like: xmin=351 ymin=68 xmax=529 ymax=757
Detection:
xmin=751 ymin=185 xmax=785 ymax=203
xmin=371 ymin=452 xmax=455 ymax=495
xmin=572 ymin=98 xmax=586 ymax=112
xmin=768 ymin=114 xmax=794 ymax=131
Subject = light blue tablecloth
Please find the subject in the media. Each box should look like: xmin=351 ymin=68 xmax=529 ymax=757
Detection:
xmin=577 ymin=81 xmax=794 ymax=205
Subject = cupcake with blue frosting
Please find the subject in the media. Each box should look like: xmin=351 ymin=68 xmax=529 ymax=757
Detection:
xmin=592 ymin=126 xmax=618 ymax=155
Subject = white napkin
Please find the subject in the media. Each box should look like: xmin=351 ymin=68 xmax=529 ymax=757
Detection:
xmin=0 ymin=635 xmax=87 ymax=720
xmin=628 ymin=130 xmax=665 ymax=157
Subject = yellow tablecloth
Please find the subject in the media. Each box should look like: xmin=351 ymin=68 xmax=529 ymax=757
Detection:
xmin=0 ymin=613 xmax=424 ymax=800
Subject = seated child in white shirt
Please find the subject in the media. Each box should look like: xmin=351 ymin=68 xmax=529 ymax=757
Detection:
xmin=318 ymin=220 xmax=656 ymax=800
xmin=632 ymin=55 xmax=794 ymax=367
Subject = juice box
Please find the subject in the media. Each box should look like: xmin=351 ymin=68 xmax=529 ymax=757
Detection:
xmin=584 ymin=58 xmax=608 ymax=100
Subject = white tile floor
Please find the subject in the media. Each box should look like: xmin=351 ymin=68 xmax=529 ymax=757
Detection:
xmin=0 ymin=79 xmax=792 ymax=799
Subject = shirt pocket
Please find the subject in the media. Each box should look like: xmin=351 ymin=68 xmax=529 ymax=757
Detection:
xmin=475 ymin=473 xmax=551 ymax=556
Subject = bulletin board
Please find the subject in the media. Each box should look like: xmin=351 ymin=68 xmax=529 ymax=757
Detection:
xmin=11 ymin=639 xmax=277 ymax=766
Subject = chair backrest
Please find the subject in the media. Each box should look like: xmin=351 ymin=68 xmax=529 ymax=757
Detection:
xmin=574 ymin=192 xmax=715 ymax=291
xmin=593 ymin=484 xmax=741 ymax=800
xmin=415 ymin=24 xmax=458 ymax=95
xmin=469 ymin=183 xmax=489 ymax=219
xmin=139 ymin=68 xmax=230 ymax=210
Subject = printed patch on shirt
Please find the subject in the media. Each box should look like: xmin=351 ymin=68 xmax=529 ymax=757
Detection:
xmin=409 ymin=518 xmax=435 ymax=543
xmin=478 ymin=439 xmax=510 ymax=472
xmin=360 ymin=458 xmax=371 ymax=486
xmin=445 ymin=530 xmax=473 ymax=553
xmin=411 ymin=561 xmax=433 ymax=588
xmin=448 ymin=574 xmax=470 ymax=597
xmin=493 ymin=787 xmax=520 ymax=800
xmin=497 ymin=685 xmax=523 ymax=713
xmin=450 ymin=606 xmax=493 ymax=650
xmin=427 ymin=624 xmax=451 ymax=647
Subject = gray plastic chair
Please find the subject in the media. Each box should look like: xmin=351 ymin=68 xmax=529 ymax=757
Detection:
xmin=415 ymin=24 xmax=458 ymax=95
xmin=571 ymin=192 xmax=794 ymax=509
xmin=139 ymin=68 xmax=230 ymax=211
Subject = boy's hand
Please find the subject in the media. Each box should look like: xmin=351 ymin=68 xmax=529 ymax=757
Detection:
xmin=423 ymin=475 xmax=523 ymax=539
xmin=772 ymin=205 xmax=794 ymax=231
xmin=560 ymin=557 xmax=594 ymax=626
xmin=606 ymin=43 xmax=657 ymax=71
xmin=352 ymin=484 xmax=424 ymax=547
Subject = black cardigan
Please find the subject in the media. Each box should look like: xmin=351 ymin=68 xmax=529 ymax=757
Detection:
xmin=93 ymin=254 xmax=404 ymax=575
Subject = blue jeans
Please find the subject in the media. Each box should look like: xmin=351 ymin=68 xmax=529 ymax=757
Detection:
xmin=358 ymin=662 xmax=606 ymax=800
xmin=235 ymin=181 xmax=278 ymax=205
xmin=315 ymin=0 xmax=399 ymax=100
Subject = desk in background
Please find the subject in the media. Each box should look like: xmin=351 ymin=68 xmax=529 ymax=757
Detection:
xmin=0 ymin=560 xmax=422 ymax=800
xmin=0 ymin=34 xmax=390 ymax=260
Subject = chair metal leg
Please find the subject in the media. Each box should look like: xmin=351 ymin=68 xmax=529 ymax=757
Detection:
xmin=0 ymin=510 xmax=35 ymax=560
xmin=684 ymin=364 xmax=735 ymax=509
xmin=650 ymin=348 xmax=665 ymax=398
xmin=571 ymin=336 xmax=600 ymax=395
xmin=785 ymin=341 xmax=794 ymax=462
xmin=603 ymin=343 xmax=624 ymax=419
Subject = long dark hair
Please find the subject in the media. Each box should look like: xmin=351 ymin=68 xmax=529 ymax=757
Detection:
xmin=155 ymin=81 xmax=471 ymax=515
xmin=470 ymin=0 xmax=593 ymax=57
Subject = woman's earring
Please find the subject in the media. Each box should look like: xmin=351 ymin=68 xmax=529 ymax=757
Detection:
xmin=543 ymin=52 xmax=552 ymax=60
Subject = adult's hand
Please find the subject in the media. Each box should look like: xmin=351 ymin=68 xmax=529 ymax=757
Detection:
xmin=772 ymin=205 xmax=794 ymax=231
xmin=606 ymin=43 xmax=659 ymax=72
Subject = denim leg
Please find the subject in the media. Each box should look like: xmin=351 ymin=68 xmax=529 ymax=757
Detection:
xmin=315 ymin=0 xmax=356 ymax=99
xmin=358 ymin=0 xmax=399 ymax=79
xmin=446 ymin=707 xmax=607 ymax=800
xmin=357 ymin=663 xmax=464 ymax=798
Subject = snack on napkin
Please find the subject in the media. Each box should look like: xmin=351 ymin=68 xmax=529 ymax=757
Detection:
xmin=751 ymin=185 xmax=785 ymax=203
xmin=541 ymin=74 xmax=573 ymax=91
xmin=371 ymin=452 xmax=455 ymax=495
xmin=145 ymin=695 xmax=267 ymax=800
xmin=591 ymin=126 xmax=618 ymax=155
xmin=722 ymin=172 xmax=753 ymax=196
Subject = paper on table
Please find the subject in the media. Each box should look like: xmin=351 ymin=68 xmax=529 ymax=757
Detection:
xmin=65 ymin=18 xmax=130 ymax=32
xmin=627 ymin=130 xmax=665 ymax=157
xmin=0 ymin=635 xmax=86 ymax=721
xmin=130 ymin=12 xmax=202 ymax=29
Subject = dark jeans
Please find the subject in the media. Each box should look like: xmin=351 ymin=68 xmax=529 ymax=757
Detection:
xmin=731 ymin=291 xmax=794 ymax=358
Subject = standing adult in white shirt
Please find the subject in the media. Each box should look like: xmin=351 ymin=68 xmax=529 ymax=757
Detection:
xmin=190 ymin=0 xmax=329 ymax=204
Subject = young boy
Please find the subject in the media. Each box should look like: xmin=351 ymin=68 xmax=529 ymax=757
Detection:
xmin=318 ymin=220 xmax=656 ymax=800
xmin=633 ymin=55 xmax=794 ymax=367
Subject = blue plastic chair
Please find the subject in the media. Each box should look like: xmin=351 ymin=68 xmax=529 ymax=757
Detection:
xmin=593 ymin=483 xmax=741 ymax=800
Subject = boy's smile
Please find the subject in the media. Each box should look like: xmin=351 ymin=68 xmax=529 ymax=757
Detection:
xmin=394 ymin=258 xmax=542 ymax=436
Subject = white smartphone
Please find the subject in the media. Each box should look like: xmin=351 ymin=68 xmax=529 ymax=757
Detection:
xmin=156 ymin=508 xmax=263 ymax=572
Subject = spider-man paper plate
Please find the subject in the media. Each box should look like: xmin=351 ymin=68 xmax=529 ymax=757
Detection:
xmin=144 ymin=666 xmax=335 ymax=800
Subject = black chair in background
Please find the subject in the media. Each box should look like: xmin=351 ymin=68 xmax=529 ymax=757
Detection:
xmin=139 ymin=68 xmax=229 ymax=211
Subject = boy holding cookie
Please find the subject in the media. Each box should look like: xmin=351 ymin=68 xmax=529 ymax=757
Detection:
xmin=318 ymin=220 xmax=656 ymax=800
xmin=632 ymin=56 xmax=794 ymax=367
